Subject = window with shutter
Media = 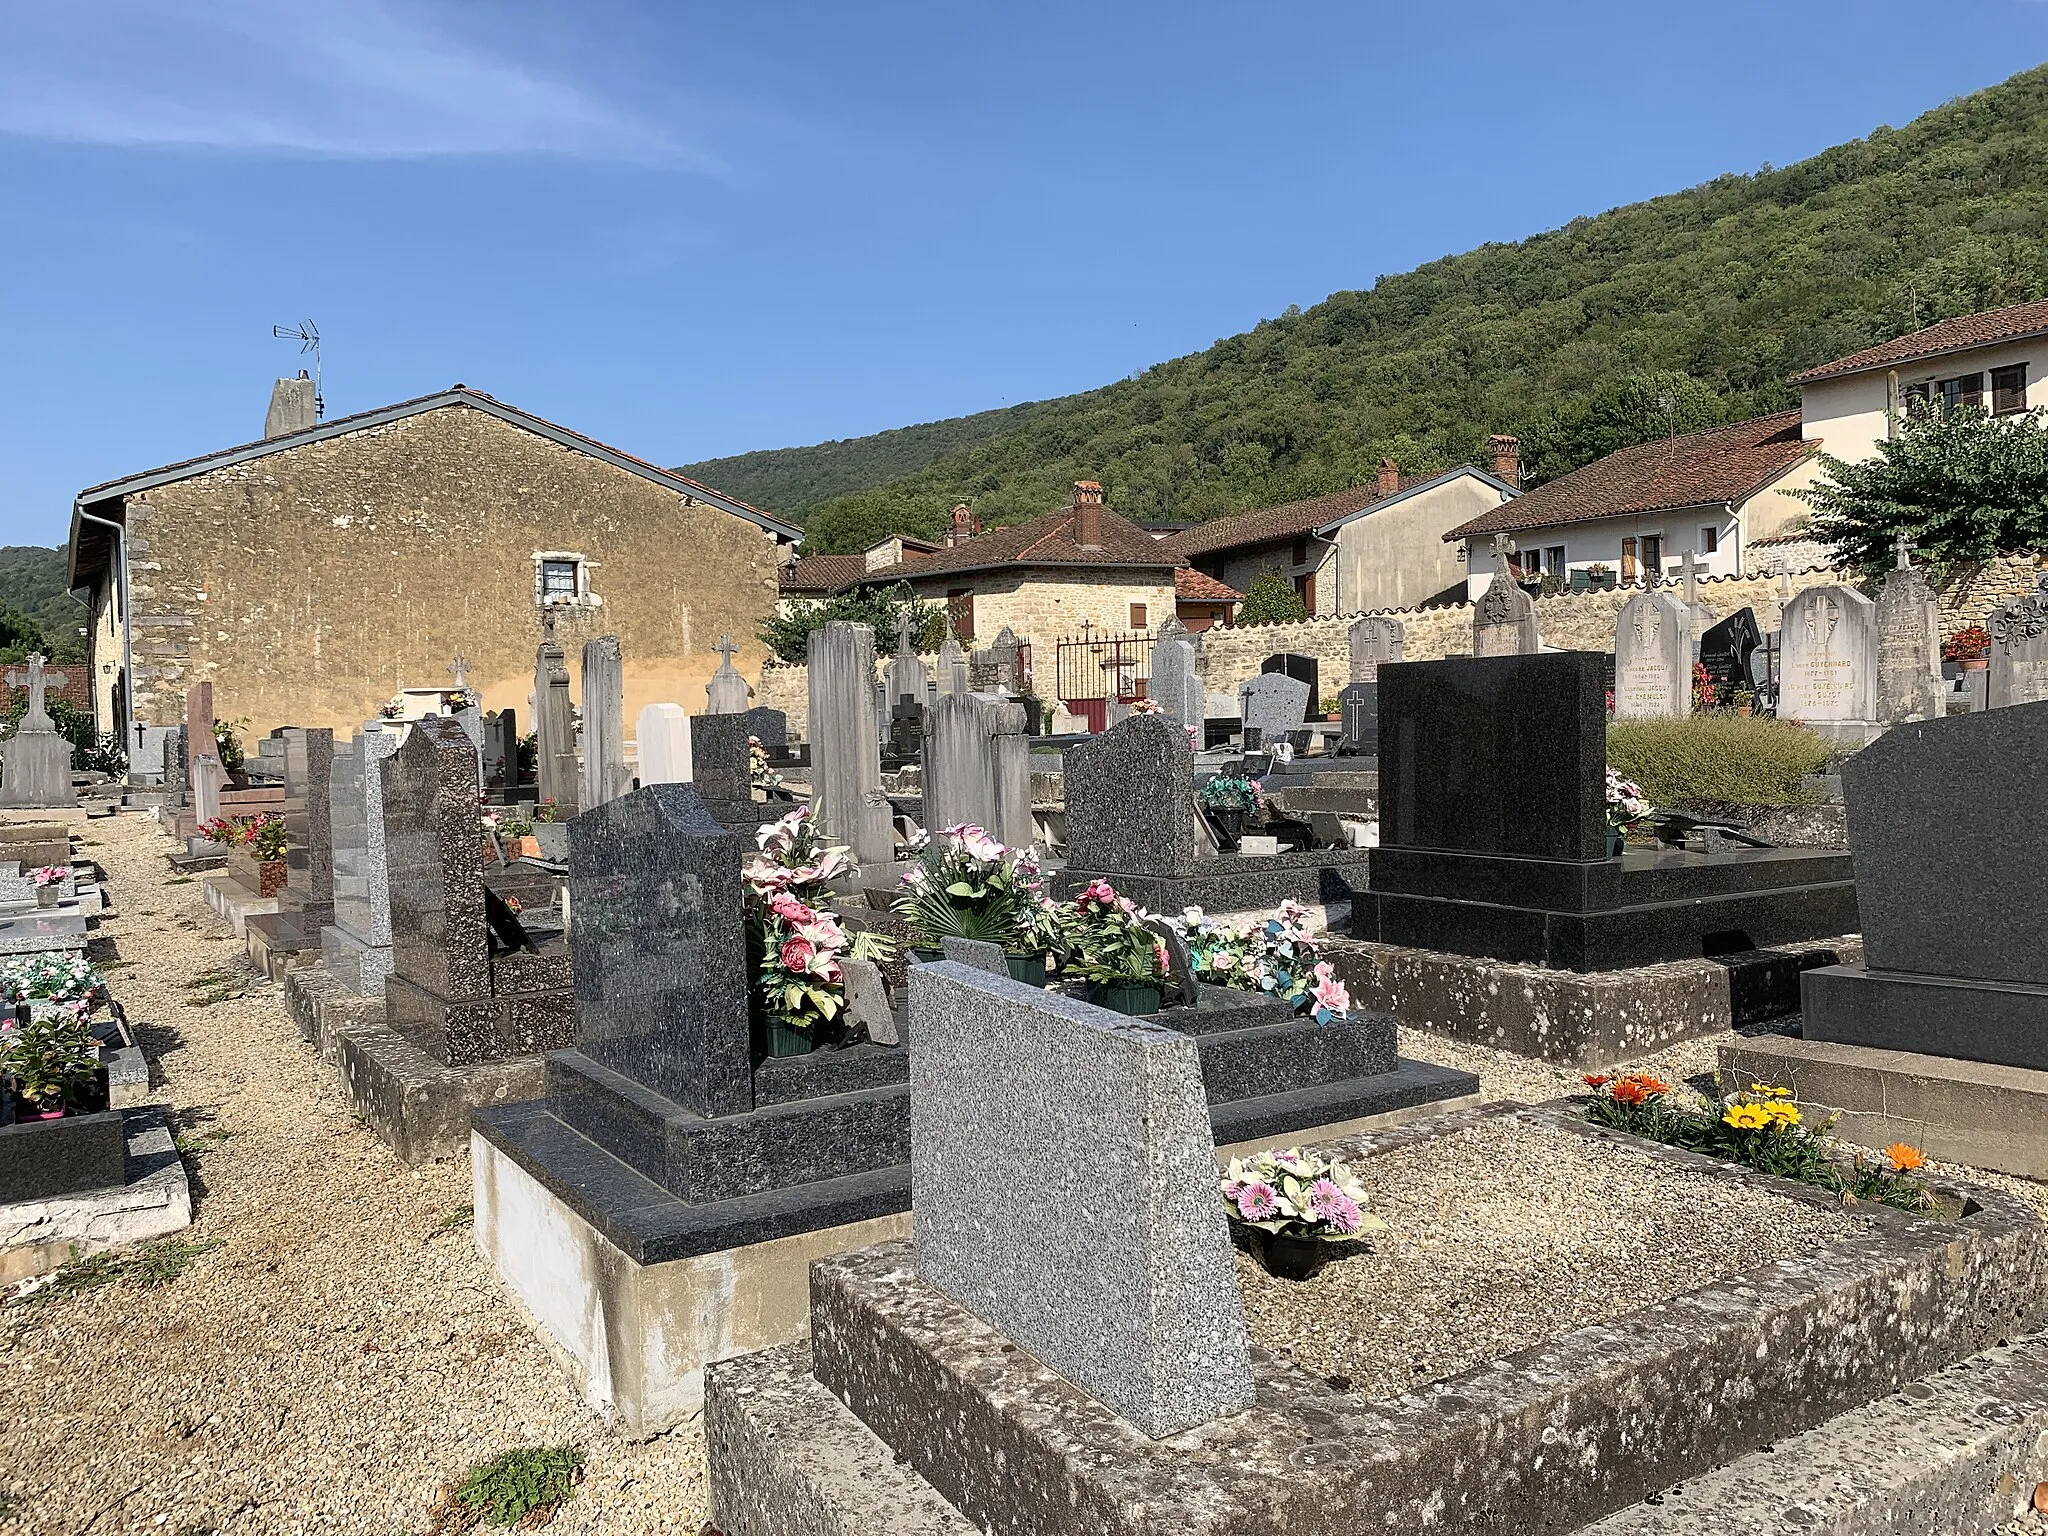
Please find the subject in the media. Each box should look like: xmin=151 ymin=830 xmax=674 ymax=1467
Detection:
xmin=1993 ymin=364 xmax=2029 ymax=415
xmin=1940 ymin=373 xmax=1984 ymax=415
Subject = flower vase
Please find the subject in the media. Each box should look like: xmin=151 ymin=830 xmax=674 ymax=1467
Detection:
xmin=1959 ymin=658 xmax=1989 ymax=673
xmin=1260 ymin=1230 xmax=1335 ymax=1282
xmin=1208 ymin=807 xmax=1245 ymax=851
xmin=762 ymin=1018 xmax=814 ymax=1058
xmin=1604 ymin=827 xmax=1625 ymax=857
xmin=1086 ymin=981 xmax=1161 ymax=1016
xmin=35 ymin=886 xmax=56 ymax=908
xmin=1004 ymin=952 xmax=1049 ymax=987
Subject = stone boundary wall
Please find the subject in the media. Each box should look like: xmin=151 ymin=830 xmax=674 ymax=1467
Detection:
xmin=753 ymin=554 xmax=2046 ymax=729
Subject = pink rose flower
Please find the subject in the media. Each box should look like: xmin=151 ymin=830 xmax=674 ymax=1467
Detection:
xmin=780 ymin=937 xmax=815 ymax=973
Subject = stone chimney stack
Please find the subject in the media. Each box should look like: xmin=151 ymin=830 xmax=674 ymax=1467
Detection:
xmin=1073 ymin=480 xmax=1105 ymax=550
xmin=1377 ymin=458 xmax=1400 ymax=497
xmin=266 ymin=371 xmax=318 ymax=439
xmin=948 ymin=503 xmax=974 ymax=548
xmin=1487 ymin=434 xmax=1522 ymax=489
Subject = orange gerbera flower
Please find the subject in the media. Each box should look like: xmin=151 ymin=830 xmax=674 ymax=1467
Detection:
xmin=1583 ymin=1074 xmax=1613 ymax=1088
xmin=1885 ymin=1143 xmax=1927 ymax=1172
xmin=1609 ymin=1074 xmax=1671 ymax=1106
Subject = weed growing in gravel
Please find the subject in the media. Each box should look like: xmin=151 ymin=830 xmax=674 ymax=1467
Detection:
xmin=1582 ymin=1076 xmax=1940 ymax=1215
xmin=172 ymin=1128 xmax=231 ymax=1162
xmin=163 ymin=876 xmax=194 ymax=885
xmin=11 ymin=1238 xmax=225 ymax=1305
xmin=429 ymin=1447 xmax=585 ymax=1530
xmin=437 ymin=1204 xmax=475 ymax=1231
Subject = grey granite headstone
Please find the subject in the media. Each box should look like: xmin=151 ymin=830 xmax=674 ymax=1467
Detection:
xmin=1062 ymin=713 xmax=1195 ymax=877
xmin=581 ymin=635 xmax=630 ymax=810
xmin=534 ymin=637 xmax=580 ymax=817
xmin=706 ymin=635 xmax=752 ymax=714
xmin=566 ymin=783 xmax=752 ymax=1116
xmin=1780 ymin=585 xmax=1878 ymax=729
xmin=1612 ymin=590 xmax=1693 ymax=718
xmin=687 ymin=713 xmax=756 ymax=826
xmin=925 ymin=693 xmax=1031 ymax=849
xmin=807 ymin=621 xmax=893 ymax=870
xmin=907 ymin=962 xmax=1255 ymax=1438
xmin=938 ymin=936 xmax=1009 ymax=976
xmin=0 ymin=654 xmax=76 ymax=809
xmin=739 ymin=707 xmax=788 ymax=752
xmin=886 ymin=613 xmax=929 ymax=705
xmin=382 ymin=718 xmax=491 ymax=1008
xmin=1989 ymin=576 xmax=2048 ymax=709
xmin=322 ymin=723 xmax=400 ymax=993
xmin=1348 ymin=615 xmax=1405 ymax=681
xmin=161 ymin=726 xmax=188 ymax=794
xmin=1874 ymin=562 xmax=1944 ymax=725
xmin=1237 ymin=672 xmax=1310 ymax=742
xmin=482 ymin=707 xmax=517 ymax=791
xmin=1149 ymin=630 xmax=1201 ymax=736
xmin=1473 ymin=554 xmax=1540 ymax=657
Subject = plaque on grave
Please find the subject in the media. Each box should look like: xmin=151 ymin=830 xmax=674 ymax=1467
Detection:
xmin=1260 ymin=652 xmax=1319 ymax=707
xmin=1989 ymin=575 xmax=2048 ymax=709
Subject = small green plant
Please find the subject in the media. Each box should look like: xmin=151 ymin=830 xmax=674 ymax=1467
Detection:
xmin=437 ymin=1203 xmax=475 ymax=1231
xmin=12 ymin=1237 xmax=224 ymax=1304
xmin=1607 ymin=714 xmax=1832 ymax=807
xmin=164 ymin=875 xmax=194 ymax=885
xmin=451 ymin=1447 xmax=584 ymax=1528
xmin=1235 ymin=568 xmax=1309 ymax=627
xmin=1 ymin=1011 xmax=101 ymax=1113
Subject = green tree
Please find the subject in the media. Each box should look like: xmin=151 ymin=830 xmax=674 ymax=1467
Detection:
xmin=1796 ymin=407 xmax=2048 ymax=575
xmin=1235 ymin=569 xmax=1309 ymax=627
xmin=755 ymin=581 xmax=947 ymax=664
xmin=1517 ymin=372 xmax=1733 ymax=486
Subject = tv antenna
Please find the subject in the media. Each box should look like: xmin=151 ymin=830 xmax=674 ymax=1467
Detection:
xmin=271 ymin=319 xmax=324 ymax=420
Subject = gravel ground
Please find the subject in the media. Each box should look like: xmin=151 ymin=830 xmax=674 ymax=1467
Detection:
xmin=1235 ymin=1115 xmax=1871 ymax=1400
xmin=0 ymin=809 xmax=710 ymax=1536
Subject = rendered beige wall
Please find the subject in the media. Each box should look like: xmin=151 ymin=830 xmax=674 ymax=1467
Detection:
xmin=1800 ymin=338 xmax=2048 ymax=463
xmin=905 ymin=568 xmax=1177 ymax=646
xmin=1336 ymin=478 xmax=1504 ymax=614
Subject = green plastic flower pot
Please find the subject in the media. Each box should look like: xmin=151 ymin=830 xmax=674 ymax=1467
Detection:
xmin=1604 ymin=826 xmax=1625 ymax=857
xmin=762 ymin=1019 xmax=815 ymax=1058
xmin=1005 ymin=953 xmax=1049 ymax=987
xmin=1086 ymin=981 xmax=1161 ymax=1016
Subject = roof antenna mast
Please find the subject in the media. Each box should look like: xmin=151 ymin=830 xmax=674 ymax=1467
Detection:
xmin=271 ymin=319 xmax=324 ymax=420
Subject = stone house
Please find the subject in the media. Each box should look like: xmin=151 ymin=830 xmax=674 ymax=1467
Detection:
xmin=67 ymin=383 xmax=798 ymax=751
xmin=1158 ymin=445 xmax=1522 ymax=616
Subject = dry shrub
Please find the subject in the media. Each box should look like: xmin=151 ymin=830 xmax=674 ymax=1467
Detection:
xmin=1606 ymin=714 xmax=1832 ymax=807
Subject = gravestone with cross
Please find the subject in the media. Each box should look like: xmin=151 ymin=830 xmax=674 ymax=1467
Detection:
xmin=1472 ymin=537 xmax=1539 ymax=657
xmin=0 ymin=654 xmax=75 ymax=809
xmin=1676 ymin=549 xmax=1717 ymax=635
xmin=1989 ymin=573 xmax=2048 ymax=710
xmin=1874 ymin=534 xmax=1944 ymax=725
xmin=705 ymin=635 xmax=752 ymax=715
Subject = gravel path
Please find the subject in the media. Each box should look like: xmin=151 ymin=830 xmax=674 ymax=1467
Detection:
xmin=0 ymin=810 xmax=710 ymax=1536
xmin=1235 ymin=1115 xmax=1871 ymax=1400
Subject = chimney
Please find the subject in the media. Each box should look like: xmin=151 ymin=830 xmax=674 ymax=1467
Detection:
xmin=1487 ymin=433 xmax=1522 ymax=489
xmin=265 ymin=371 xmax=318 ymax=439
xmin=948 ymin=503 xmax=973 ymax=548
xmin=1073 ymin=480 xmax=1105 ymax=550
xmin=1377 ymin=457 xmax=1400 ymax=497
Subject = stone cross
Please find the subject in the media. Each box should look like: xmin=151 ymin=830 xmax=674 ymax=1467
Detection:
xmin=1894 ymin=531 xmax=1916 ymax=571
xmin=705 ymin=635 xmax=752 ymax=714
xmin=448 ymin=653 xmax=472 ymax=690
xmin=1491 ymin=533 xmax=1517 ymax=573
xmin=4 ymin=654 xmax=55 ymax=732
xmin=1679 ymin=550 xmax=1699 ymax=607
xmin=715 ymin=635 xmax=739 ymax=668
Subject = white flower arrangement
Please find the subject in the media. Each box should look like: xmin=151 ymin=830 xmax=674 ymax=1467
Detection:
xmin=1221 ymin=1147 xmax=1387 ymax=1241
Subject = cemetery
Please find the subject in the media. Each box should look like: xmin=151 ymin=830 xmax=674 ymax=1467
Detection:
xmin=11 ymin=543 xmax=2048 ymax=1532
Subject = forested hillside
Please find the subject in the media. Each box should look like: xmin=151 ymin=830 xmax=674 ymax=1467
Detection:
xmin=681 ymin=65 xmax=2048 ymax=554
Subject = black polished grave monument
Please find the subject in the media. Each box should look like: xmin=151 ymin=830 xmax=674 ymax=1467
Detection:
xmin=1354 ymin=652 xmax=1858 ymax=970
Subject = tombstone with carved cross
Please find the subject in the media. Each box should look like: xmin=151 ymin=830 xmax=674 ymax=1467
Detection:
xmin=0 ymin=653 xmax=77 ymax=808
xmin=705 ymin=634 xmax=752 ymax=714
xmin=1471 ymin=536 xmax=1539 ymax=657
xmin=1874 ymin=533 xmax=1944 ymax=724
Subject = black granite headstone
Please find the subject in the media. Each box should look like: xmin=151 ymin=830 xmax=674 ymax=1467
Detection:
xmin=482 ymin=708 xmax=517 ymax=790
xmin=1698 ymin=609 xmax=1762 ymax=706
xmin=1337 ymin=682 xmax=1378 ymax=757
xmin=689 ymin=713 xmax=757 ymax=826
xmin=739 ymin=707 xmax=788 ymax=752
xmin=1378 ymin=652 xmax=1605 ymax=862
xmin=1262 ymin=652 xmax=1320 ymax=707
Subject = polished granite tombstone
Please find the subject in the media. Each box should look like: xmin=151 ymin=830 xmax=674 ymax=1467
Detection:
xmin=1801 ymin=701 xmax=2048 ymax=1070
xmin=1355 ymin=652 xmax=1858 ymax=970
xmin=321 ymin=723 xmax=399 ymax=994
xmin=380 ymin=718 xmax=575 ymax=1066
xmin=688 ymin=712 xmax=762 ymax=829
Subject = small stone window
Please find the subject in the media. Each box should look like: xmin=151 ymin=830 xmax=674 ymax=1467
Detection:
xmin=534 ymin=552 xmax=600 ymax=609
xmin=1699 ymin=526 xmax=1719 ymax=555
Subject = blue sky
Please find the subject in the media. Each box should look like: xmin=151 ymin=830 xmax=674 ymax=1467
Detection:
xmin=0 ymin=2 xmax=2043 ymax=546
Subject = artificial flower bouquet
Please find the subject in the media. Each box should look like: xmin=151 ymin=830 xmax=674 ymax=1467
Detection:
xmin=1062 ymin=879 xmax=1167 ymax=988
xmin=28 ymin=866 xmax=66 ymax=888
xmin=1171 ymin=902 xmax=1351 ymax=1024
xmin=1198 ymin=775 xmax=1265 ymax=814
xmin=745 ymin=806 xmax=854 ymax=904
xmin=1 ymin=954 xmax=104 ymax=1018
xmin=1222 ymin=1146 xmax=1387 ymax=1282
xmin=748 ymin=735 xmax=787 ymax=793
xmin=0 ymin=1009 xmax=101 ymax=1117
xmin=742 ymin=804 xmax=890 ymax=1052
xmin=894 ymin=824 xmax=1045 ymax=954
xmin=1941 ymin=624 xmax=1990 ymax=663
xmin=1605 ymin=767 xmax=1651 ymax=834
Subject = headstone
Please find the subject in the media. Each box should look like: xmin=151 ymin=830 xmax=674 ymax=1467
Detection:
xmin=1260 ymin=652 xmax=1319 ymax=708
xmin=886 ymin=613 xmax=929 ymax=705
xmin=987 ymin=627 xmax=1024 ymax=694
xmin=739 ymin=707 xmax=788 ymax=753
xmin=133 ymin=724 xmax=178 ymax=787
xmin=192 ymin=753 xmax=225 ymax=824
xmin=1062 ymin=713 xmax=1195 ymax=876
xmin=482 ymin=708 xmax=518 ymax=791
xmin=322 ymin=723 xmax=400 ymax=994
xmin=581 ymin=635 xmax=630 ymax=811
xmin=925 ymin=693 xmax=1032 ymax=850
xmin=1473 ymin=537 xmax=1540 ymax=656
xmin=1347 ymin=616 xmax=1405 ymax=680
xmin=1612 ymin=591 xmax=1693 ymax=718
xmin=935 ymin=627 xmax=970 ymax=698
xmin=1874 ymin=539 xmax=1944 ymax=725
xmin=807 ymin=621 xmax=893 ymax=870
xmin=1989 ymin=574 xmax=2048 ymax=709
xmin=1148 ymin=628 xmax=1201 ymax=736
xmin=687 ymin=713 xmax=756 ymax=826
xmin=1337 ymin=682 xmax=1378 ymax=756
xmin=1049 ymin=704 xmax=1085 ymax=735
xmin=0 ymin=655 xmax=76 ymax=809
xmin=565 ymin=783 xmax=752 ymax=1116
xmin=908 ymin=963 xmax=1255 ymax=1437
xmin=1676 ymin=549 xmax=1717 ymax=634
xmin=1698 ymin=609 xmax=1763 ymax=706
xmin=534 ymin=636 xmax=579 ymax=818
xmin=636 ymin=702 xmax=693 ymax=785
xmin=938 ymin=936 xmax=1009 ymax=976
xmin=1778 ymin=585 xmax=1879 ymax=732
xmin=280 ymin=726 xmax=336 ymax=922
xmin=1237 ymin=672 xmax=1311 ymax=743
xmin=185 ymin=680 xmax=214 ymax=787
xmin=161 ymin=726 xmax=188 ymax=795
xmin=705 ymin=635 xmax=752 ymax=714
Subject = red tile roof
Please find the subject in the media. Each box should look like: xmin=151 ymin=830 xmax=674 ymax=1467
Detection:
xmin=1156 ymin=477 xmax=1432 ymax=562
xmin=1443 ymin=411 xmax=1813 ymax=542
xmin=845 ymin=497 xmax=1177 ymax=591
xmin=778 ymin=553 xmax=870 ymax=594
xmin=1174 ymin=568 xmax=1242 ymax=601
xmin=1789 ymin=300 xmax=2048 ymax=385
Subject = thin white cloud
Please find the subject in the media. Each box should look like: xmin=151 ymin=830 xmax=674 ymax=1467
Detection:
xmin=0 ymin=1 xmax=709 ymax=167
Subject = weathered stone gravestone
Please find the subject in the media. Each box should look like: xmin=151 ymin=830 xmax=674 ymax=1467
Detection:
xmin=884 ymin=614 xmax=928 ymax=706
xmin=1612 ymin=590 xmax=1693 ymax=718
xmin=1989 ymin=574 xmax=2048 ymax=709
xmin=906 ymin=962 xmax=1254 ymax=1436
xmin=705 ymin=635 xmax=752 ymax=714
xmin=807 ymin=621 xmax=893 ymax=871
xmin=1237 ymin=671 xmax=1310 ymax=743
xmin=1148 ymin=624 xmax=1201 ymax=736
xmin=276 ymin=726 xmax=335 ymax=938
xmin=185 ymin=680 xmax=214 ymax=788
xmin=533 ymin=635 xmax=579 ymax=818
xmin=482 ymin=708 xmax=518 ymax=795
xmin=739 ymin=706 xmax=788 ymax=754
xmin=935 ymin=627 xmax=970 ymax=698
xmin=581 ymin=635 xmax=630 ymax=811
xmin=1062 ymin=713 xmax=1195 ymax=878
xmin=192 ymin=752 xmax=225 ymax=825
xmin=1803 ymin=701 xmax=2048 ymax=1071
xmin=1778 ymin=584 xmax=1879 ymax=738
xmin=1698 ymin=608 xmax=1762 ymax=707
xmin=381 ymin=717 xmax=574 ymax=1066
xmin=321 ymin=722 xmax=400 ymax=994
xmin=1349 ymin=615 xmax=1404 ymax=679
xmin=161 ymin=726 xmax=188 ymax=796
xmin=925 ymin=693 xmax=1031 ymax=850
xmin=1874 ymin=542 xmax=1944 ymax=725
xmin=636 ymin=702 xmax=693 ymax=785
xmin=970 ymin=627 xmax=1025 ymax=695
xmin=1473 ymin=540 xmax=1540 ymax=656
xmin=0 ymin=655 xmax=76 ymax=809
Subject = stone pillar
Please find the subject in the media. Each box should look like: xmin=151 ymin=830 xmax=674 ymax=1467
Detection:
xmin=535 ymin=638 xmax=579 ymax=818
xmin=807 ymin=621 xmax=893 ymax=870
xmin=581 ymin=635 xmax=629 ymax=811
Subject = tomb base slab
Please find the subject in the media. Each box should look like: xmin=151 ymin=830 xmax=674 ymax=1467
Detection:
xmin=335 ymin=1022 xmax=546 ymax=1166
xmin=1327 ymin=936 xmax=1859 ymax=1068
xmin=1721 ymin=1033 xmax=2048 ymax=1180
xmin=283 ymin=964 xmax=388 ymax=1064
xmin=1800 ymin=963 xmax=2048 ymax=1074
xmin=0 ymin=1107 xmax=193 ymax=1282
xmin=199 ymin=871 xmax=279 ymax=934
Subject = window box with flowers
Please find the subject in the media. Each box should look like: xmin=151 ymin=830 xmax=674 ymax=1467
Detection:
xmin=1063 ymin=878 xmax=1167 ymax=1014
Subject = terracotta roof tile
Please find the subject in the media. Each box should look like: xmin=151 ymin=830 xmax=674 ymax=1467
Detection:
xmin=1156 ymin=477 xmax=1432 ymax=561
xmin=778 ymin=553 xmax=869 ymax=593
xmin=1789 ymin=300 xmax=2048 ymax=385
xmin=844 ymin=497 xmax=1176 ymax=591
xmin=1174 ymin=568 xmax=1242 ymax=601
xmin=1443 ymin=411 xmax=1812 ymax=542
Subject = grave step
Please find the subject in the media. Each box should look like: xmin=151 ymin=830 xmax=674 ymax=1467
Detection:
xmin=1192 ymin=1012 xmax=1397 ymax=1103
xmin=1575 ymin=1331 xmax=2048 ymax=1535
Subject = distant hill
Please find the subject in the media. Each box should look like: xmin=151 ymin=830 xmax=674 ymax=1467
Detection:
xmin=0 ymin=546 xmax=88 ymax=648
xmin=682 ymin=64 xmax=2048 ymax=554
